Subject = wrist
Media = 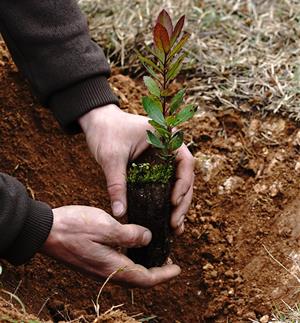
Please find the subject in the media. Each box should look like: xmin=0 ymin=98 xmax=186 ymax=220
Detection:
xmin=79 ymin=104 xmax=120 ymax=134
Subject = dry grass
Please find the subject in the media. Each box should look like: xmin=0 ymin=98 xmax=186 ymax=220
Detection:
xmin=79 ymin=0 xmax=300 ymax=120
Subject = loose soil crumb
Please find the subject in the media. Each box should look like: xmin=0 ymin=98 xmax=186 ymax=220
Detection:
xmin=0 ymin=48 xmax=300 ymax=322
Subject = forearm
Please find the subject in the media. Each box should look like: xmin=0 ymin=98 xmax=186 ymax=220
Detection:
xmin=0 ymin=173 xmax=53 ymax=265
xmin=0 ymin=0 xmax=119 ymax=132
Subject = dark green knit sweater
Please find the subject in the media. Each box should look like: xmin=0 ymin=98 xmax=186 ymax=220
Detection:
xmin=0 ymin=0 xmax=119 ymax=265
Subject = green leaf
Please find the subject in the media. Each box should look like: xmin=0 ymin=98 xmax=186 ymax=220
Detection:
xmin=149 ymin=120 xmax=170 ymax=137
xmin=166 ymin=115 xmax=176 ymax=126
xmin=173 ymin=104 xmax=197 ymax=126
xmin=166 ymin=53 xmax=187 ymax=82
xmin=169 ymin=131 xmax=184 ymax=151
xmin=144 ymin=43 xmax=164 ymax=63
xmin=142 ymin=96 xmax=165 ymax=125
xmin=146 ymin=130 xmax=165 ymax=149
xmin=167 ymin=32 xmax=190 ymax=63
xmin=170 ymin=89 xmax=185 ymax=114
xmin=143 ymin=76 xmax=160 ymax=97
xmin=135 ymin=50 xmax=162 ymax=73
xmin=171 ymin=16 xmax=185 ymax=46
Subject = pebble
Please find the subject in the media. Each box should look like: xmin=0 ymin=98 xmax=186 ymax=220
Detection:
xmin=226 ymin=234 xmax=234 ymax=244
xmin=224 ymin=269 xmax=234 ymax=278
xmin=200 ymin=216 xmax=206 ymax=223
xmin=203 ymin=263 xmax=214 ymax=270
xmin=210 ymin=270 xmax=218 ymax=278
xmin=191 ymin=228 xmax=201 ymax=239
xmin=187 ymin=213 xmax=197 ymax=223
xmin=260 ymin=315 xmax=269 ymax=323
xmin=228 ymin=288 xmax=234 ymax=295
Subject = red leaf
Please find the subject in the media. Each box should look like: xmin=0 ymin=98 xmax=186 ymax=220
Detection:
xmin=157 ymin=9 xmax=173 ymax=38
xmin=171 ymin=15 xmax=185 ymax=46
xmin=153 ymin=23 xmax=170 ymax=54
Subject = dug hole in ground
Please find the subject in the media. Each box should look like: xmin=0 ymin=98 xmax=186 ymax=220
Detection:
xmin=0 ymin=42 xmax=300 ymax=322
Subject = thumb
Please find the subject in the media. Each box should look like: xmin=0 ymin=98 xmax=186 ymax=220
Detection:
xmin=103 ymin=158 xmax=127 ymax=217
xmin=116 ymin=224 xmax=152 ymax=248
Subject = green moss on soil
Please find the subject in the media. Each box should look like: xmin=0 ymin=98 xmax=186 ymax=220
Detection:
xmin=127 ymin=162 xmax=174 ymax=184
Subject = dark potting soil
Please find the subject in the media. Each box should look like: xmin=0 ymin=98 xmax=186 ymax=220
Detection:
xmin=127 ymin=180 xmax=172 ymax=268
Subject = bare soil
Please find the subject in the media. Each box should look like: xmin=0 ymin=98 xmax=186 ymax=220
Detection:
xmin=0 ymin=58 xmax=300 ymax=322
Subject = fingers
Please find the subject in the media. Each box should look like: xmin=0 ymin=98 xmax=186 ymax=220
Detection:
xmin=102 ymin=154 xmax=127 ymax=218
xmin=170 ymin=144 xmax=194 ymax=234
xmin=171 ymin=144 xmax=195 ymax=207
xmin=100 ymin=222 xmax=152 ymax=248
xmin=114 ymin=263 xmax=181 ymax=288
xmin=89 ymin=244 xmax=181 ymax=288
xmin=171 ymin=179 xmax=193 ymax=235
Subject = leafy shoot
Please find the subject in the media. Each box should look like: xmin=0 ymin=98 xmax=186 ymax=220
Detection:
xmin=137 ymin=9 xmax=197 ymax=161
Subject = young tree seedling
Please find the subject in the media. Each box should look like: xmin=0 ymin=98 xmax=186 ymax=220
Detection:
xmin=127 ymin=10 xmax=196 ymax=267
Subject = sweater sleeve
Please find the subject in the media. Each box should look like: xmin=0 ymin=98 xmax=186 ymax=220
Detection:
xmin=0 ymin=173 xmax=53 ymax=265
xmin=0 ymin=0 xmax=119 ymax=133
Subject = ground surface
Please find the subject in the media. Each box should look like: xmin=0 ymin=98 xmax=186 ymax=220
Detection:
xmin=0 ymin=56 xmax=300 ymax=322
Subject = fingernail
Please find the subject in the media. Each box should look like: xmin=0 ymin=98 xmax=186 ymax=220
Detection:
xmin=142 ymin=230 xmax=152 ymax=246
xmin=112 ymin=201 xmax=124 ymax=217
xmin=177 ymin=214 xmax=185 ymax=228
xmin=176 ymin=195 xmax=183 ymax=206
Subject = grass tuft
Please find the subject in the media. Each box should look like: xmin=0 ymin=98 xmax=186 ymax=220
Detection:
xmin=79 ymin=0 xmax=300 ymax=121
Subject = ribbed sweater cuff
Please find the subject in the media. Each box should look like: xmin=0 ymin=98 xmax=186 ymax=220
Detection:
xmin=4 ymin=200 xmax=53 ymax=265
xmin=49 ymin=76 xmax=119 ymax=134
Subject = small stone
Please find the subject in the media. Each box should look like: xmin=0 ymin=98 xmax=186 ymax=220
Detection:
xmin=191 ymin=228 xmax=201 ymax=239
xmin=219 ymin=176 xmax=244 ymax=195
xmin=196 ymin=204 xmax=201 ymax=210
xmin=226 ymin=234 xmax=233 ymax=245
xmin=200 ymin=216 xmax=206 ymax=223
xmin=228 ymin=288 xmax=234 ymax=295
xmin=210 ymin=270 xmax=218 ymax=278
xmin=187 ymin=213 xmax=197 ymax=223
xmin=203 ymin=263 xmax=214 ymax=270
xmin=254 ymin=183 xmax=267 ymax=194
xmin=269 ymin=181 xmax=282 ymax=197
xmin=194 ymin=152 xmax=225 ymax=182
xmin=260 ymin=315 xmax=269 ymax=323
xmin=224 ymin=269 xmax=234 ymax=278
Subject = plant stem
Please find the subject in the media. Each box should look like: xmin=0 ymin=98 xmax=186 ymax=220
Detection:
xmin=162 ymin=55 xmax=167 ymax=117
xmin=160 ymin=54 xmax=174 ymax=162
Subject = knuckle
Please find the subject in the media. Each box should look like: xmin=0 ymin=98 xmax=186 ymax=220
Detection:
xmin=125 ymin=226 xmax=140 ymax=246
xmin=107 ymin=182 xmax=125 ymax=195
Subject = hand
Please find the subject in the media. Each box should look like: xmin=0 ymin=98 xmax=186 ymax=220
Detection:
xmin=41 ymin=206 xmax=181 ymax=287
xmin=79 ymin=104 xmax=194 ymax=235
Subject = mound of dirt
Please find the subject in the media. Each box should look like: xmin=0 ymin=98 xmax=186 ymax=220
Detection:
xmin=0 ymin=49 xmax=300 ymax=322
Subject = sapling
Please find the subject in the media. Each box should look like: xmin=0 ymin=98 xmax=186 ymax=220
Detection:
xmin=127 ymin=10 xmax=196 ymax=268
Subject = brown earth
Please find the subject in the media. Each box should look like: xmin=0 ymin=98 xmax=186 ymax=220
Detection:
xmin=0 ymin=49 xmax=300 ymax=322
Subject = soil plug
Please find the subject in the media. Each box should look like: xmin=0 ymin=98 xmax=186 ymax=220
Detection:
xmin=127 ymin=10 xmax=196 ymax=268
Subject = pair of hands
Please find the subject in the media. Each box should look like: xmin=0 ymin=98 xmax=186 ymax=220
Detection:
xmin=42 ymin=104 xmax=194 ymax=288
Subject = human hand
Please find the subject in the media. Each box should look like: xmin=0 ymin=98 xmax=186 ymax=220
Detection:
xmin=79 ymin=104 xmax=194 ymax=235
xmin=41 ymin=206 xmax=180 ymax=287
